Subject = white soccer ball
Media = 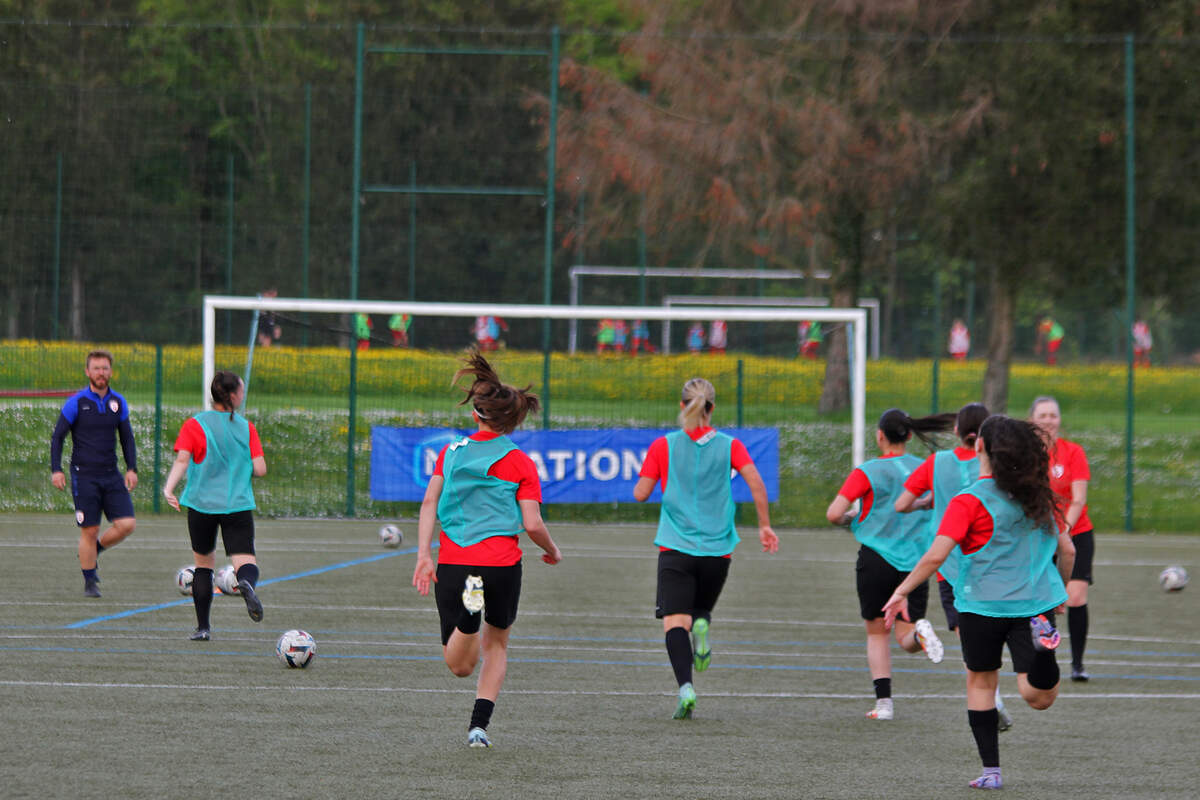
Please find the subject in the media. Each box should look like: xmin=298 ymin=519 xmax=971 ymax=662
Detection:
xmin=215 ymin=565 xmax=240 ymax=595
xmin=276 ymin=629 xmax=316 ymax=668
xmin=379 ymin=524 xmax=404 ymax=548
xmin=175 ymin=566 xmax=195 ymax=596
xmin=1159 ymin=565 xmax=1189 ymax=593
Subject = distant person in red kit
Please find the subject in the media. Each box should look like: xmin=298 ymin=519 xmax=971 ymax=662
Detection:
xmin=1035 ymin=317 xmax=1064 ymax=366
xmin=631 ymin=320 xmax=655 ymax=355
xmin=948 ymin=319 xmax=970 ymax=361
xmin=708 ymin=320 xmax=727 ymax=355
xmin=1132 ymin=319 xmax=1152 ymax=367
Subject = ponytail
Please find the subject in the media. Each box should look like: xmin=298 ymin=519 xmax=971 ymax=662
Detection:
xmin=877 ymin=408 xmax=956 ymax=449
xmin=210 ymin=371 xmax=242 ymax=420
xmin=453 ymin=349 xmax=539 ymax=435
xmin=678 ymin=377 xmax=715 ymax=431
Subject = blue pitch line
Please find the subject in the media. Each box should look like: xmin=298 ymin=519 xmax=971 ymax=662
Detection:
xmin=63 ymin=545 xmax=420 ymax=629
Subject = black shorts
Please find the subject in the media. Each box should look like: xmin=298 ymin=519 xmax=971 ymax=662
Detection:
xmin=187 ymin=508 xmax=256 ymax=556
xmin=71 ymin=469 xmax=135 ymax=527
xmin=655 ymin=549 xmax=731 ymax=619
xmin=1069 ymin=529 xmax=1094 ymax=584
xmin=958 ymin=610 xmax=1057 ymax=673
xmin=855 ymin=545 xmax=929 ymax=621
xmin=938 ymin=578 xmax=959 ymax=631
xmin=435 ymin=562 xmax=522 ymax=645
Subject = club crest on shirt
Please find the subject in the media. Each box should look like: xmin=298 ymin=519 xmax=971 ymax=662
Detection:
xmin=109 ymin=399 xmax=120 ymax=414
xmin=1052 ymin=464 xmax=1065 ymax=479
xmin=75 ymin=510 xmax=85 ymax=525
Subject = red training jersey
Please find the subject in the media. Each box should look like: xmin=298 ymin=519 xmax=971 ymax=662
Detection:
xmin=1048 ymin=437 xmax=1091 ymax=535
xmin=936 ymin=483 xmax=995 ymax=555
xmin=434 ymin=430 xmax=543 ymax=567
xmin=174 ymin=416 xmax=264 ymax=463
xmin=837 ymin=452 xmax=909 ymax=523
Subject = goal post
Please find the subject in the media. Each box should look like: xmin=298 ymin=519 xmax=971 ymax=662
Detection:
xmin=203 ymin=293 xmax=869 ymax=466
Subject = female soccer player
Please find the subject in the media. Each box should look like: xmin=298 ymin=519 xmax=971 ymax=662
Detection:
xmin=825 ymin=408 xmax=954 ymax=720
xmin=1030 ymin=395 xmax=1094 ymax=681
xmin=411 ymin=351 xmax=562 ymax=748
xmin=894 ymin=403 xmax=1014 ymax=729
xmin=162 ymin=371 xmax=267 ymax=640
xmin=883 ymin=415 xmax=1075 ymax=791
xmin=633 ymin=377 xmax=779 ymax=720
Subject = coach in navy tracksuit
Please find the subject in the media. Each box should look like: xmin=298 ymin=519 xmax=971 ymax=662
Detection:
xmin=49 ymin=349 xmax=138 ymax=598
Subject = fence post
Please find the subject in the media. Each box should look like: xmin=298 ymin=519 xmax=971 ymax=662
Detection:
xmin=347 ymin=338 xmax=359 ymax=516
xmin=52 ymin=153 xmax=63 ymax=340
xmin=153 ymin=344 xmax=163 ymax=513
xmin=1123 ymin=33 xmax=1137 ymax=532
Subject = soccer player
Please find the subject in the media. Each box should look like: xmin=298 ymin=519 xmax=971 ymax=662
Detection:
xmin=894 ymin=403 xmax=1014 ymax=730
xmin=1035 ymin=316 xmax=1065 ymax=365
xmin=49 ymin=349 xmax=138 ymax=598
xmin=1029 ymin=395 xmax=1094 ymax=682
xmin=162 ymin=371 xmax=267 ymax=640
xmin=825 ymin=408 xmax=954 ymax=720
xmin=948 ymin=319 xmax=970 ymax=361
xmin=633 ymin=377 xmax=779 ymax=720
xmin=1132 ymin=319 xmax=1152 ymax=367
xmin=883 ymin=415 xmax=1074 ymax=791
xmin=388 ymin=313 xmax=412 ymax=347
xmin=411 ymin=351 xmax=562 ymax=748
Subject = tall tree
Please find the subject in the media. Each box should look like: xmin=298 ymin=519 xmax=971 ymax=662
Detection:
xmin=548 ymin=0 xmax=979 ymax=411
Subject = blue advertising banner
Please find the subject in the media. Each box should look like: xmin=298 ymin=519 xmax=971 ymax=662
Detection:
xmin=370 ymin=427 xmax=779 ymax=504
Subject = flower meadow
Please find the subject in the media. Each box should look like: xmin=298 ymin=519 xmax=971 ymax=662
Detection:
xmin=3 ymin=340 xmax=1197 ymax=530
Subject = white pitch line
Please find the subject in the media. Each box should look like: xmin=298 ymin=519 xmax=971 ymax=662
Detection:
xmin=0 ymin=679 xmax=1197 ymax=700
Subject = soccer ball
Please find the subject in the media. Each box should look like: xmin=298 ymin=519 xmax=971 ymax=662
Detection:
xmin=175 ymin=566 xmax=195 ymax=596
xmin=276 ymin=629 xmax=316 ymax=668
xmin=379 ymin=524 xmax=404 ymax=548
xmin=1159 ymin=565 xmax=1189 ymax=593
xmin=215 ymin=565 xmax=240 ymax=595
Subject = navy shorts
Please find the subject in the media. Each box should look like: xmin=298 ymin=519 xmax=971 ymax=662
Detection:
xmin=855 ymin=545 xmax=929 ymax=621
xmin=71 ymin=469 xmax=134 ymax=527
xmin=435 ymin=562 xmax=522 ymax=645
xmin=958 ymin=610 xmax=1057 ymax=673
xmin=655 ymin=549 xmax=731 ymax=619
xmin=187 ymin=508 xmax=255 ymax=557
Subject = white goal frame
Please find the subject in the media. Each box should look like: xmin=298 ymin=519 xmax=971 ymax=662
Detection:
xmin=203 ymin=294 xmax=870 ymax=466
xmin=660 ymin=294 xmax=881 ymax=359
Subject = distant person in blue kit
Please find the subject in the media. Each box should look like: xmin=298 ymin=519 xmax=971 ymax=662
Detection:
xmin=411 ymin=350 xmax=562 ymax=749
xmin=162 ymin=371 xmax=267 ymax=640
xmin=633 ymin=377 xmax=779 ymax=720
xmin=49 ymin=349 xmax=137 ymax=598
xmin=824 ymin=408 xmax=954 ymax=721
xmin=883 ymin=415 xmax=1075 ymax=791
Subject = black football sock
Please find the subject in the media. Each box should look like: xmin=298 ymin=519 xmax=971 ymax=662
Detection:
xmin=470 ymin=698 xmax=495 ymax=731
xmin=665 ymin=627 xmax=693 ymax=686
xmin=1027 ymin=649 xmax=1060 ymax=690
xmin=1068 ymin=605 xmax=1089 ymax=668
xmin=192 ymin=568 xmax=214 ymax=629
xmin=968 ymin=708 xmax=1000 ymax=767
xmin=235 ymin=562 xmax=259 ymax=587
xmin=874 ymin=677 xmax=892 ymax=700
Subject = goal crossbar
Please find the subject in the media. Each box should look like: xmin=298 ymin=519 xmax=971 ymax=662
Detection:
xmin=203 ymin=295 xmax=869 ymax=466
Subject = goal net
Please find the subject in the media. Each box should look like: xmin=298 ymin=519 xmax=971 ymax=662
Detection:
xmin=202 ymin=295 xmax=868 ymax=523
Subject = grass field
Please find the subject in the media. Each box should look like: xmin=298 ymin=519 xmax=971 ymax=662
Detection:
xmin=2 ymin=513 xmax=1197 ymax=799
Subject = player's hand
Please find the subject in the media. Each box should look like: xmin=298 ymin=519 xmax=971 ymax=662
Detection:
xmin=541 ymin=544 xmax=562 ymax=565
xmin=163 ymin=488 xmax=181 ymax=512
xmin=881 ymin=592 xmax=910 ymax=630
xmin=759 ymin=526 xmax=779 ymax=553
xmin=125 ymin=470 xmax=138 ymax=491
xmin=411 ymin=555 xmax=437 ymax=595
xmin=51 ymin=471 xmax=66 ymax=491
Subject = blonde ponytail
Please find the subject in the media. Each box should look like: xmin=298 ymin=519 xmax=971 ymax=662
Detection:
xmin=677 ymin=377 xmax=715 ymax=431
